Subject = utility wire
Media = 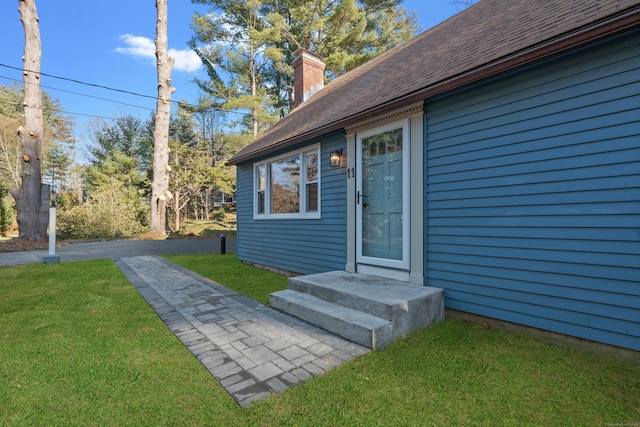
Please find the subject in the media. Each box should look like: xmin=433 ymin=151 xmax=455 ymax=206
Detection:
xmin=0 ymin=76 xmax=170 ymax=123
xmin=0 ymin=62 xmax=159 ymax=102
xmin=0 ymin=74 xmax=156 ymax=113
xmin=0 ymin=62 xmax=215 ymax=114
xmin=0 ymin=62 xmax=278 ymax=121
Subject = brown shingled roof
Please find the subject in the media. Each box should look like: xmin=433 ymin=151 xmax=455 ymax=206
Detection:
xmin=229 ymin=0 xmax=640 ymax=165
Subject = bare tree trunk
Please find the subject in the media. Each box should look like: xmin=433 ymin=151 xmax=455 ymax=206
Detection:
xmin=173 ymin=189 xmax=181 ymax=232
xmin=250 ymin=38 xmax=258 ymax=138
xmin=11 ymin=0 xmax=49 ymax=241
xmin=150 ymin=0 xmax=174 ymax=235
xmin=171 ymin=189 xmax=189 ymax=232
xmin=203 ymin=189 xmax=210 ymax=220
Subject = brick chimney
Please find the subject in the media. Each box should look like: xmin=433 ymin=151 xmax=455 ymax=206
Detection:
xmin=292 ymin=48 xmax=325 ymax=108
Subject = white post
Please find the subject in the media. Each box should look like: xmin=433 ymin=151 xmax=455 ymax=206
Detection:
xmin=43 ymin=203 xmax=60 ymax=263
xmin=48 ymin=204 xmax=56 ymax=255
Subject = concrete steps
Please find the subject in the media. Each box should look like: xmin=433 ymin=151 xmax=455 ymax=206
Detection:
xmin=270 ymin=271 xmax=444 ymax=349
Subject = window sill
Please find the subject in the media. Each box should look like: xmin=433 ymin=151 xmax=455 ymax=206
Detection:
xmin=253 ymin=213 xmax=321 ymax=220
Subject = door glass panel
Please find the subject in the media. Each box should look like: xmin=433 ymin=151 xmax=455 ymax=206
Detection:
xmin=361 ymin=128 xmax=403 ymax=260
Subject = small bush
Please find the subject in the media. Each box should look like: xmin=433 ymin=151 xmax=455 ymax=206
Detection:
xmin=57 ymin=177 xmax=148 ymax=239
xmin=0 ymin=181 xmax=15 ymax=236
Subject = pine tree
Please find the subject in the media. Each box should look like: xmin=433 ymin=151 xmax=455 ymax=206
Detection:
xmin=190 ymin=0 xmax=418 ymax=125
xmin=191 ymin=0 xmax=281 ymax=138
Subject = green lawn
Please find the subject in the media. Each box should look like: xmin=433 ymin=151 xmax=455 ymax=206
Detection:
xmin=1 ymin=256 xmax=638 ymax=426
xmin=173 ymin=215 xmax=237 ymax=239
xmin=164 ymin=253 xmax=288 ymax=305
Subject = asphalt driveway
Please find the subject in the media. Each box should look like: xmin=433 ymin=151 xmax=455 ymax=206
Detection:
xmin=0 ymin=238 xmax=235 ymax=267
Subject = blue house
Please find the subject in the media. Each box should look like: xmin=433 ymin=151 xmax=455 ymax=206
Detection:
xmin=228 ymin=0 xmax=640 ymax=352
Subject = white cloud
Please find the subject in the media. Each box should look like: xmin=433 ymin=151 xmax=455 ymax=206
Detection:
xmin=168 ymin=48 xmax=202 ymax=72
xmin=115 ymin=34 xmax=201 ymax=73
xmin=115 ymin=34 xmax=155 ymax=59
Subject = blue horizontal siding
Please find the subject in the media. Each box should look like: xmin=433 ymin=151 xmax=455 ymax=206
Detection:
xmin=431 ymin=278 xmax=640 ymax=324
xmin=428 ymin=43 xmax=640 ymax=138
xmin=235 ymin=132 xmax=347 ymax=275
xmin=428 ymin=252 xmax=638 ymax=283
xmin=429 ymin=226 xmax=637 ymax=242
xmin=429 ymin=145 xmax=640 ymax=183
xmin=428 ymin=235 xmax=640 ymax=256
xmin=428 ymin=261 xmax=640 ymax=301
xmin=446 ymin=294 xmax=638 ymax=350
xmin=430 ymin=174 xmax=639 ymax=201
xmin=429 ymin=161 xmax=639 ymax=192
xmin=425 ymin=31 xmax=640 ymax=351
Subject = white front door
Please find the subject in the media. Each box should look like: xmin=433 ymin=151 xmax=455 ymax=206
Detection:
xmin=356 ymin=120 xmax=410 ymax=271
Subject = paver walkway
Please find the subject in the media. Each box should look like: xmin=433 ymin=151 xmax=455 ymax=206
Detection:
xmin=115 ymin=255 xmax=369 ymax=407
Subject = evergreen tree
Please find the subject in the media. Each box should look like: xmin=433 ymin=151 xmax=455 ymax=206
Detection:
xmin=43 ymin=143 xmax=72 ymax=195
xmin=85 ymin=114 xmax=153 ymax=195
xmin=190 ymin=0 xmax=281 ymax=138
xmin=190 ymin=0 xmax=418 ymax=126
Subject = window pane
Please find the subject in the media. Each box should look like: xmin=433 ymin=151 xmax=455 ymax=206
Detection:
xmin=306 ymin=152 xmax=318 ymax=181
xmin=257 ymin=165 xmax=266 ymax=190
xmin=306 ymin=183 xmax=318 ymax=212
xmin=271 ymin=156 xmax=300 ymax=214
xmin=257 ymin=191 xmax=265 ymax=214
xmin=363 ymin=128 xmax=402 ymax=160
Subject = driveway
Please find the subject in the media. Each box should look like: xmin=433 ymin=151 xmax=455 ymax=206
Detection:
xmin=0 ymin=238 xmax=235 ymax=267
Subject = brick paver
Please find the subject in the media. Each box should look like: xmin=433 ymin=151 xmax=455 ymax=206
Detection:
xmin=115 ymin=255 xmax=369 ymax=407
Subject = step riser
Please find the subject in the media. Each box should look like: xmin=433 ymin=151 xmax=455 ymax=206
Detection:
xmin=271 ymin=292 xmax=391 ymax=348
xmin=394 ymin=294 xmax=445 ymax=337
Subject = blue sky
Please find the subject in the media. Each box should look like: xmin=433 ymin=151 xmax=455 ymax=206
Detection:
xmin=0 ymin=1 xmax=464 ymax=141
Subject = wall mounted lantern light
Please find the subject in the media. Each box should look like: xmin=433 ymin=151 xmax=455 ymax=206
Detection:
xmin=330 ymin=149 xmax=343 ymax=168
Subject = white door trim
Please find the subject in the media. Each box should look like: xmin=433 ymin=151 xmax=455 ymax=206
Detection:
xmin=344 ymin=103 xmax=424 ymax=285
xmin=356 ymin=119 xmax=410 ymax=270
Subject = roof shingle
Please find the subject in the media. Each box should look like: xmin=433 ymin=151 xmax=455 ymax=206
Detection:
xmin=229 ymin=0 xmax=640 ymax=164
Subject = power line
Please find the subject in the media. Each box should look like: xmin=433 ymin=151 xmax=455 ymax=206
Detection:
xmin=0 ymin=62 xmax=216 ymax=114
xmin=0 ymin=74 xmax=157 ymax=113
xmin=0 ymin=62 xmax=159 ymax=102
xmin=0 ymin=77 xmax=169 ymax=123
xmin=0 ymin=62 xmax=280 ymax=122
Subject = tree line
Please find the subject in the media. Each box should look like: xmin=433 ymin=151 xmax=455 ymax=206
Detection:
xmin=3 ymin=0 xmax=420 ymax=240
xmin=0 ymin=90 xmax=239 ymax=238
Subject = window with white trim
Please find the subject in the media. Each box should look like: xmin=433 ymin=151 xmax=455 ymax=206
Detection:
xmin=254 ymin=145 xmax=321 ymax=219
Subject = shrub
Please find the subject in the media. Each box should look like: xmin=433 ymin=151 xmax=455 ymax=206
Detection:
xmin=0 ymin=181 xmax=15 ymax=236
xmin=57 ymin=177 xmax=148 ymax=239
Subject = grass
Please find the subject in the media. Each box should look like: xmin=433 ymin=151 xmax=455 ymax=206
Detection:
xmin=174 ymin=213 xmax=237 ymax=239
xmin=164 ymin=254 xmax=288 ymax=305
xmin=0 ymin=260 xmax=243 ymax=425
xmin=1 ymin=256 xmax=639 ymax=425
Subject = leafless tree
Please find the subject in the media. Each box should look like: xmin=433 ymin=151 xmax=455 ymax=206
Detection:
xmin=12 ymin=0 xmax=50 ymax=241
xmin=150 ymin=0 xmax=175 ymax=235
